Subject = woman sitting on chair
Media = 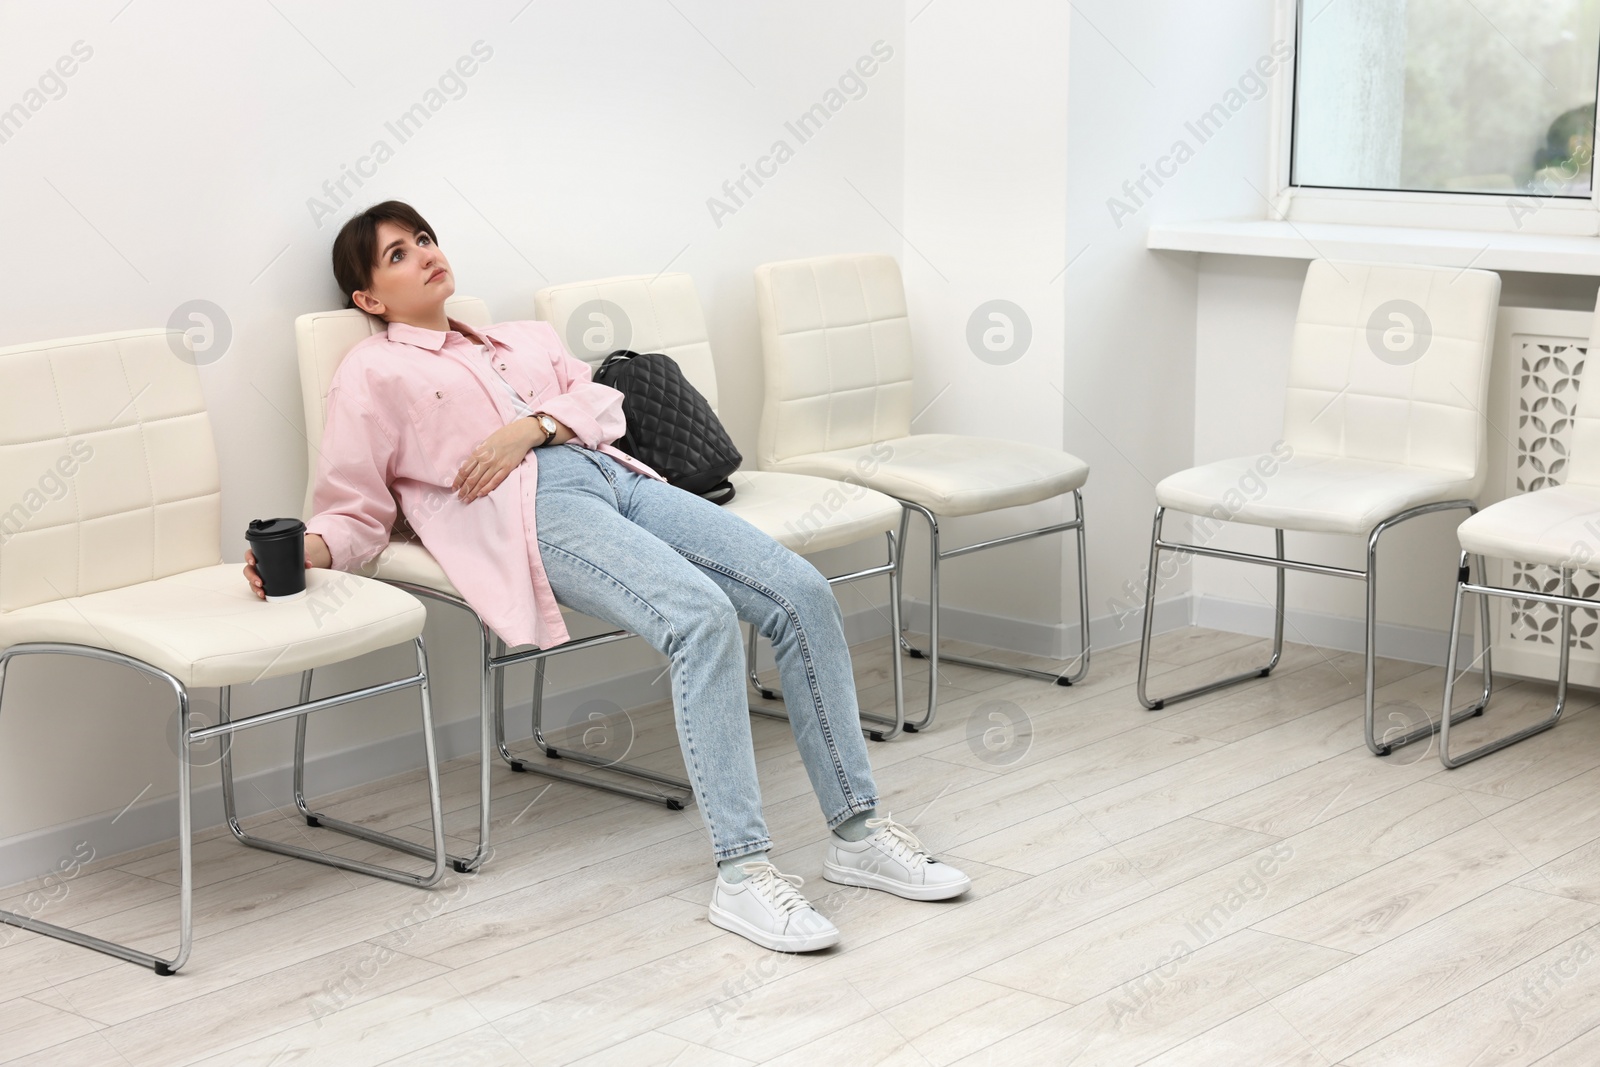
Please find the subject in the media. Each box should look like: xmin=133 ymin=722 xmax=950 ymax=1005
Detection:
xmin=242 ymin=200 xmax=969 ymax=952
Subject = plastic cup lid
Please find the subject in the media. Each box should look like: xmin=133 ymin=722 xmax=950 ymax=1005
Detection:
xmin=247 ymin=518 xmax=306 ymax=541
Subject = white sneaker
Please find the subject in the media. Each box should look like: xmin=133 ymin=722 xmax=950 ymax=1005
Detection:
xmin=708 ymin=861 xmax=841 ymax=952
xmin=823 ymin=815 xmax=972 ymax=901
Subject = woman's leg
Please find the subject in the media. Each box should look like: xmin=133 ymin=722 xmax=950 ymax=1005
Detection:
xmin=532 ymin=447 xmax=770 ymax=864
xmin=605 ymin=459 xmax=882 ymax=833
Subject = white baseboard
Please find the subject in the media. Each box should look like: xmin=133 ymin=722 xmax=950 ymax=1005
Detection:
xmin=1192 ymin=593 xmax=1480 ymax=669
xmin=895 ymin=592 xmax=1193 ymax=660
xmin=0 ymin=592 xmax=1195 ymax=887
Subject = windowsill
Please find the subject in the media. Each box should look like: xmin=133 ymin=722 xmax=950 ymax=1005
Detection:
xmin=1147 ymin=219 xmax=1600 ymax=276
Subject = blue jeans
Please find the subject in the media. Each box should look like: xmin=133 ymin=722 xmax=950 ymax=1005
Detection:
xmin=533 ymin=444 xmax=880 ymax=862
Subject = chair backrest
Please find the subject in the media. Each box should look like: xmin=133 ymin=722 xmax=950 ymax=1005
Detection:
xmin=533 ymin=274 xmax=721 ymax=412
xmin=294 ymin=295 xmax=492 ymax=519
xmin=1566 ymin=288 xmax=1600 ymax=488
xmin=1283 ymin=260 xmax=1501 ymax=485
xmin=753 ymin=253 xmax=914 ymax=467
xmin=0 ymin=329 xmax=220 ymax=612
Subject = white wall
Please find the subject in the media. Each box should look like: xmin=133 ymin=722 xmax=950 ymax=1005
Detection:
xmin=893 ymin=0 xmax=1284 ymax=662
xmin=1065 ymin=0 xmax=1279 ymax=650
xmin=0 ymin=0 xmax=907 ymax=876
xmin=893 ymin=1 xmax=1071 ymax=649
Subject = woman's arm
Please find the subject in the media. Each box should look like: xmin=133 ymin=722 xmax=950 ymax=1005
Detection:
xmin=528 ymin=323 xmax=627 ymax=449
xmin=304 ymin=380 xmax=400 ymax=571
xmin=452 ymin=415 xmax=558 ymax=503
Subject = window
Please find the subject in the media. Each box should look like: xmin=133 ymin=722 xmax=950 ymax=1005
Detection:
xmin=1283 ymin=0 xmax=1600 ymax=232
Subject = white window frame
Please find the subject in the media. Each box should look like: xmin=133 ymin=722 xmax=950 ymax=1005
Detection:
xmin=1267 ymin=0 xmax=1600 ymax=237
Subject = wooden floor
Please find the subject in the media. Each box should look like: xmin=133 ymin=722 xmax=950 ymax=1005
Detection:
xmin=4 ymin=626 xmax=1600 ymax=1065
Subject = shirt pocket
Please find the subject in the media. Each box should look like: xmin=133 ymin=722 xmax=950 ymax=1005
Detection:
xmin=403 ymin=385 xmax=488 ymax=484
xmin=406 ymin=386 xmax=459 ymax=425
xmin=494 ymin=346 xmax=562 ymax=409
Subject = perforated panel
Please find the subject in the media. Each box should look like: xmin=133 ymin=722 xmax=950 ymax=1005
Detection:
xmin=0 ymin=329 xmax=220 ymax=612
xmin=1482 ymin=305 xmax=1600 ymax=690
xmin=1498 ymin=327 xmax=1600 ymax=662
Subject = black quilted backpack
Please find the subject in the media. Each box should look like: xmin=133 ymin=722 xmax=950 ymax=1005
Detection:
xmin=593 ymin=350 xmax=743 ymax=504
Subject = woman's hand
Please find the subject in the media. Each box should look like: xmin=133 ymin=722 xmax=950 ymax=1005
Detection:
xmin=454 ymin=417 xmax=569 ymax=502
xmin=243 ymin=533 xmax=332 ymax=601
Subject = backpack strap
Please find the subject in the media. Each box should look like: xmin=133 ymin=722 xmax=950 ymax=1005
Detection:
xmin=699 ymin=480 xmax=736 ymax=506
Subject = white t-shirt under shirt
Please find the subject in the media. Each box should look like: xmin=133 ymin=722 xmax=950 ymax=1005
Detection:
xmin=477 ymin=343 xmax=535 ymax=419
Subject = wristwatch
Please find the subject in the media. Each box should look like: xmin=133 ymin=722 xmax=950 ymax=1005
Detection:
xmin=532 ymin=413 xmax=559 ymax=447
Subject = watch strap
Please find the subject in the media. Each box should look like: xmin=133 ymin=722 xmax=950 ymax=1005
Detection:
xmin=533 ymin=413 xmax=558 ymax=447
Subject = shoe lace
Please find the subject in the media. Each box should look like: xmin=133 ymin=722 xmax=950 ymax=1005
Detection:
xmin=739 ymin=862 xmax=812 ymax=916
xmin=865 ymin=815 xmax=933 ymax=869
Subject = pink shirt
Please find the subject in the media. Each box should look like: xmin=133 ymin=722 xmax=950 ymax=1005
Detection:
xmin=306 ymin=318 xmax=662 ymax=649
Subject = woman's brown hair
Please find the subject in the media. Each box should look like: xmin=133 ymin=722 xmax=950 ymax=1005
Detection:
xmin=330 ymin=201 xmax=437 ymax=314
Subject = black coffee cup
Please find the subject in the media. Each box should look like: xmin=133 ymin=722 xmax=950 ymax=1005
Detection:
xmin=246 ymin=518 xmax=308 ymax=602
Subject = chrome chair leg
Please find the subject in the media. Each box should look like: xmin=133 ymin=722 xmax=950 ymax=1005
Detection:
xmin=492 ymin=633 xmax=512 ymax=766
xmin=0 ymin=645 xmax=195 ymax=976
xmin=498 ymin=637 xmax=692 ymax=810
xmin=1134 ymin=499 xmax=1490 ymax=759
xmin=290 ymin=661 xmax=480 ymax=873
xmin=897 ymin=491 xmax=1092 ymax=732
xmin=0 ymin=638 xmax=442 ymax=975
xmin=905 ymin=501 xmax=943 ymax=730
xmin=746 ymin=624 xmax=780 ymax=701
xmin=745 ymin=530 xmax=907 ymax=741
xmin=384 ymin=582 xmax=690 ymax=848
xmin=1441 ymin=554 xmax=1558 ymax=767
xmin=1365 ymin=513 xmax=1487 ymax=756
xmin=878 ymin=530 xmax=907 ymax=740
xmin=1137 ymin=508 xmax=1286 ymax=710
xmin=1070 ymin=489 xmax=1093 ymax=682
xmin=462 ymin=625 xmax=495 ymax=872
xmin=219 ymin=637 xmax=447 ymax=889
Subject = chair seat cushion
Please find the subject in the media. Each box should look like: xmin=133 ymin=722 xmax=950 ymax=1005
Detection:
xmin=364 ymin=539 xmax=463 ymax=598
xmin=767 ymin=434 xmax=1089 ymax=517
xmin=1155 ymin=452 xmax=1479 ymax=535
xmin=364 ymin=538 xmax=631 ymax=646
xmin=0 ymin=564 xmax=426 ymax=689
xmin=724 ymin=471 xmax=902 ymax=554
xmin=1458 ymin=484 xmax=1600 ymax=568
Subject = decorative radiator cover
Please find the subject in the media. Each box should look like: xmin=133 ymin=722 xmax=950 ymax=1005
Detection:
xmin=1486 ymin=305 xmax=1600 ymax=687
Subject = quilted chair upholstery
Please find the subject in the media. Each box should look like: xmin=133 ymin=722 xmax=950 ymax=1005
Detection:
xmin=0 ymin=329 xmax=425 ymax=687
xmin=1134 ymin=260 xmax=1501 ymax=762
xmin=1156 ymin=260 xmax=1500 ymax=534
xmin=754 ymin=254 xmax=1089 ymax=516
xmin=752 ymin=253 xmax=1093 ymax=728
xmin=0 ymin=326 xmax=440 ymax=976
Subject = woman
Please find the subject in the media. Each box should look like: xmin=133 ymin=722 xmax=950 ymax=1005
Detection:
xmin=244 ymin=201 xmax=969 ymax=952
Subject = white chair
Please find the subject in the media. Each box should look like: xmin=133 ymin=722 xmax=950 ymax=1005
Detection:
xmin=1442 ymin=289 xmax=1600 ymax=766
xmin=534 ymin=273 xmax=908 ymax=740
xmin=297 ymin=296 xmax=693 ymax=856
xmin=753 ymin=253 xmax=1092 ymax=730
xmin=0 ymin=327 xmax=443 ymax=975
xmin=1137 ymin=260 xmax=1499 ymax=758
